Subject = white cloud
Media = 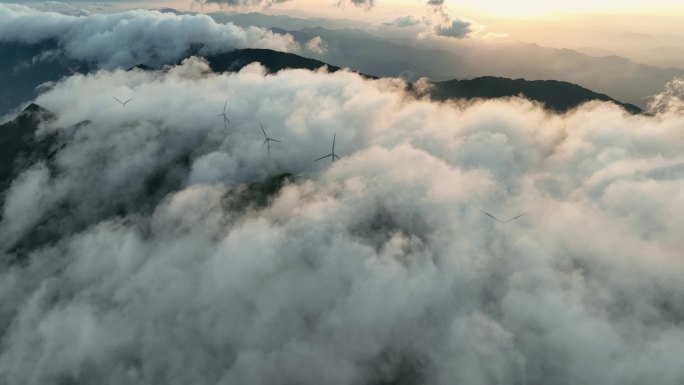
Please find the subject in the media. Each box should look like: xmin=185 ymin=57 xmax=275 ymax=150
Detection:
xmin=0 ymin=58 xmax=684 ymax=385
xmin=419 ymin=0 xmax=484 ymax=40
xmin=305 ymin=36 xmax=328 ymax=54
xmin=648 ymin=77 xmax=684 ymax=114
xmin=0 ymin=3 xmax=297 ymax=69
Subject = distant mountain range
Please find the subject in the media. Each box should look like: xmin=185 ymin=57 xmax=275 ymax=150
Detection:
xmin=204 ymin=49 xmax=641 ymax=113
xmin=206 ymin=12 xmax=684 ymax=107
xmin=1 ymin=43 xmax=641 ymax=120
xmin=5 ymin=9 xmax=669 ymax=115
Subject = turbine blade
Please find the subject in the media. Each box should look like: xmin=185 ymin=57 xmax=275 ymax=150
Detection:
xmin=223 ymin=99 xmax=228 ymax=114
xmin=271 ymin=139 xmax=282 ymax=143
xmin=333 ymin=154 xmax=340 ymax=160
xmin=504 ymin=214 xmax=526 ymax=223
xmin=332 ymin=132 xmax=336 ymax=153
xmin=261 ymin=122 xmax=267 ymax=138
xmin=124 ymin=98 xmax=133 ymax=104
xmin=315 ymin=154 xmax=331 ymax=161
xmin=480 ymin=209 xmax=501 ymax=222
xmin=113 ymin=97 xmax=123 ymax=104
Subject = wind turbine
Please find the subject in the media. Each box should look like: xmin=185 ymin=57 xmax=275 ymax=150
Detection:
xmin=260 ymin=122 xmax=282 ymax=154
xmin=217 ymin=99 xmax=232 ymax=129
xmin=113 ymin=97 xmax=133 ymax=106
xmin=480 ymin=209 xmax=525 ymax=224
xmin=315 ymin=133 xmax=341 ymax=163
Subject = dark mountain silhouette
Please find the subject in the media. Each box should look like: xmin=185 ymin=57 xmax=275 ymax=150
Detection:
xmin=202 ymin=49 xmax=640 ymax=113
xmin=0 ymin=104 xmax=57 ymax=200
xmin=450 ymin=42 xmax=684 ymax=107
xmin=128 ymin=64 xmax=154 ymax=71
xmin=1 ymin=40 xmax=640 ymax=117
xmin=0 ymin=102 xmax=296 ymax=256
xmin=203 ymin=48 xmax=343 ymax=74
xmin=427 ymin=76 xmax=642 ymax=114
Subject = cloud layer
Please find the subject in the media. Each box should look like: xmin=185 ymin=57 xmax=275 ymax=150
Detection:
xmin=1 ymin=59 xmax=684 ymax=385
xmin=0 ymin=4 xmax=297 ymax=69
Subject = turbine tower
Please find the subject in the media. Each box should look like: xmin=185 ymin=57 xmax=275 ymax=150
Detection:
xmin=315 ymin=133 xmax=341 ymax=164
xmin=260 ymin=122 xmax=282 ymax=154
xmin=217 ymin=99 xmax=232 ymax=129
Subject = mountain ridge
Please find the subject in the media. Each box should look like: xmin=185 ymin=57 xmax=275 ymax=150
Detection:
xmin=428 ymin=76 xmax=642 ymax=114
xmin=0 ymin=103 xmax=56 ymax=204
xmin=202 ymin=49 xmax=642 ymax=114
xmin=0 ymin=41 xmax=642 ymax=118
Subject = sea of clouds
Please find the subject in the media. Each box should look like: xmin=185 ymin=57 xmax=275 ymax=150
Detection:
xmin=0 ymin=55 xmax=683 ymax=385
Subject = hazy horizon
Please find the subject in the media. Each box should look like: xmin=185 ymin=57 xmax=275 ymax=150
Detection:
xmin=11 ymin=0 xmax=684 ymax=70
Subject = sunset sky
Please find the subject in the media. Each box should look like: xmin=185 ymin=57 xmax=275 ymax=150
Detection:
xmin=83 ymin=0 xmax=684 ymax=18
xmin=7 ymin=0 xmax=684 ymax=74
xmin=189 ymin=0 xmax=684 ymax=18
xmin=175 ymin=0 xmax=684 ymax=67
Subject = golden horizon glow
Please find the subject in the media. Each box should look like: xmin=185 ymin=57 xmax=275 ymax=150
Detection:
xmin=446 ymin=0 xmax=684 ymax=18
xmin=135 ymin=0 xmax=684 ymax=22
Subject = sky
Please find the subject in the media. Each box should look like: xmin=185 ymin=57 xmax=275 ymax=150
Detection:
xmin=179 ymin=0 xmax=684 ymax=19
xmin=452 ymin=0 xmax=684 ymax=17
xmin=55 ymin=0 xmax=684 ymax=20
xmin=152 ymin=0 xmax=684 ymax=55
xmin=198 ymin=0 xmax=684 ymax=68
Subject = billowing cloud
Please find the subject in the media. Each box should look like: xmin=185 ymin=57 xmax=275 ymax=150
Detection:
xmin=0 ymin=3 xmax=297 ymax=69
xmin=648 ymin=77 xmax=684 ymax=114
xmin=422 ymin=0 xmax=482 ymax=39
xmin=1 ymin=58 xmax=684 ymax=385
xmin=305 ymin=36 xmax=328 ymax=54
